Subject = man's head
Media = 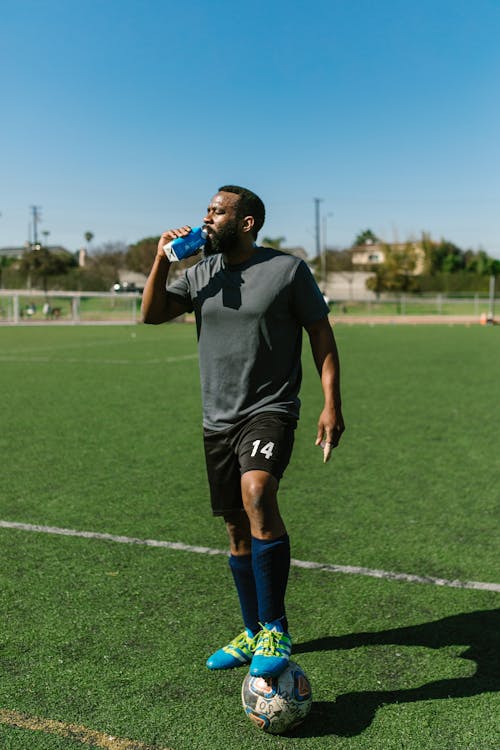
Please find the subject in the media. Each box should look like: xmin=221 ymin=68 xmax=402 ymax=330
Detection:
xmin=203 ymin=185 xmax=265 ymax=257
xmin=217 ymin=185 xmax=265 ymax=240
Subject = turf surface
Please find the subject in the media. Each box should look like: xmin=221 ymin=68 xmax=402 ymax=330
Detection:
xmin=0 ymin=323 xmax=499 ymax=749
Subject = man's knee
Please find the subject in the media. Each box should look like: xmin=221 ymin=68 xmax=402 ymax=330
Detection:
xmin=241 ymin=470 xmax=278 ymax=512
xmin=241 ymin=472 xmax=283 ymax=539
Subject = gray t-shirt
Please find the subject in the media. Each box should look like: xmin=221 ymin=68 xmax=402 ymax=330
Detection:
xmin=167 ymin=248 xmax=329 ymax=431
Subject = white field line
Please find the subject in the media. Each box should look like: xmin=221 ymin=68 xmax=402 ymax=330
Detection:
xmin=0 ymin=708 xmax=172 ymax=750
xmin=1 ymin=519 xmax=499 ymax=593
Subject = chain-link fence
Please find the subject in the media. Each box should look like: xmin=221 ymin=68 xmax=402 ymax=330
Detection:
xmin=0 ymin=289 xmax=497 ymax=325
xmin=0 ymin=291 xmax=141 ymax=325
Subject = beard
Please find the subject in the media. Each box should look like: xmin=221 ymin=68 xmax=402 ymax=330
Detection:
xmin=203 ymin=219 xmax=241 ymax=257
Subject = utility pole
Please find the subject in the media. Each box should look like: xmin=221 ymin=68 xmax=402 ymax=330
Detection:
xmin=30 ymin=206 xmax=42 ymax=247
xmin=322 ymin=212 xmax=333 ymax=287
xmin=314 ymin=198 xmax=322 ymax=258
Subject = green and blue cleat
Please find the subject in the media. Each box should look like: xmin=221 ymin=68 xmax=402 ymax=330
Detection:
xmin=206 ymin=628 xmax=259 ymax=671
xmin=250 ymin=622 xmax=292 ymax=677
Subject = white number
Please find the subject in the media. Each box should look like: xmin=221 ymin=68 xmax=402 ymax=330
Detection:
xmin=261 ymin=441 xmax=275 ymax=459
xmin=250 ymin=440 xmax=275 ymax=460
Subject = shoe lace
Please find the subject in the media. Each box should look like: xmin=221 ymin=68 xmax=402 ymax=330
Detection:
xmin=256 ymin=626 xmax=281 ymax=655
xmin=231 ymin=630 xmax=255 ymax=650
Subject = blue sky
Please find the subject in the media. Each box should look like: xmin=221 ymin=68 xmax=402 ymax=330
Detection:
xmin=1 ymin=0 xmax=499 ymax=257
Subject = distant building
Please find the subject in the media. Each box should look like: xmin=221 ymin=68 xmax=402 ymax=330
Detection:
xmin=351 ymin=240 xmax=425 ymax=275
xmin=111 ymin=269 xmax=147 ymax=293
xmin=0 ymin=246 xmax=24 ymax=260
xmin=1 ymin=244 xmax=70 ymax=259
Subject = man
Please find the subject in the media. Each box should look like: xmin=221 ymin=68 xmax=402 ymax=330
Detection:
xmin=142 ymin=185 xmax=344 ymax=678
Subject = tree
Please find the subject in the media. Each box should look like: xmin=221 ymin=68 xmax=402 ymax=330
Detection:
xmin=365 ymin=242 xmax=419 ymax=298
xmin=0 ymin=255 xmax=13 ymax=289
xmin=309 ymin=248 xmax=354 ymax=276
xmin=64 ymin=242 xmax=126 ymax=292
xmin=125 ymin=236 xmax=200 ymax=277
xmin=464 ymin=249 xmax=500 ymax=276
xmin=325 ymin=249 xmax=354 ymax=272
xmin=88 ymin=242 xmax=127 ymax=275
xmin=126 ymin=236 xmax=160 ymax=275
xmin=353 ymin=229 xmax=379 ymax=247
xmin=262 ymin=236 xmax=286 ymax=250
xmin=20 ymin=246 xmax=77 ymax=292
xmin=84 ymin=231 xmax=94 ymax=254
xmin=421 ymin=235 xmax=466 ymax=275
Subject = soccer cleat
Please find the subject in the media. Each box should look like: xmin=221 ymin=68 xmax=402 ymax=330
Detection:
xmin=206 ymin=628 xmax=259 ymax=671
xmin=249 ymin=622 xmax=292 ymax=677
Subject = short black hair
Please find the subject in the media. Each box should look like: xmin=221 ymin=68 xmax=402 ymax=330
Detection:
xmin=218 ymin=185 xmax=265 ymax=239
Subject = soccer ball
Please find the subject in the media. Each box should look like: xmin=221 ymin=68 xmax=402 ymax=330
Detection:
xmin=241 ymin=661 xmax=312 ymax=735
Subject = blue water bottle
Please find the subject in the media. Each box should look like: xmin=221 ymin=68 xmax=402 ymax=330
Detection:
xmin=164 ymin=227 xmax=208 ymax=261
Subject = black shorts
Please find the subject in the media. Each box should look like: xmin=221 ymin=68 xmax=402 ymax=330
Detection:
xmin=203 ymin=412 xmax=297 ymax=516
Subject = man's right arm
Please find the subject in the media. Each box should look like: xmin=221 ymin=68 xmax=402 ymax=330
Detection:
xmin=141 ymin=228 xmax=192 ymax=324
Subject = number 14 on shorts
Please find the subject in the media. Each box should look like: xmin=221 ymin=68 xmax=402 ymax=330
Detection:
xmin=251 ymin=440 xmax=275 ymax=459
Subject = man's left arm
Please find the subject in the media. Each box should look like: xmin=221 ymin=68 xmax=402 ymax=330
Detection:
xmin=305 ymin=316 xmax=345 ymax=463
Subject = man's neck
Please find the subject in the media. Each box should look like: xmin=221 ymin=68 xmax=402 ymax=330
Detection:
xmin=223 ymin=242 xmax=258 ymax=266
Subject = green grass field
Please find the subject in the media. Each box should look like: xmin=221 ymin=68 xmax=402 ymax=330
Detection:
xmin=332 ymin=298 xmax=491 ymax=317
xmin=0 ymin=323 xmax=498 ymax=750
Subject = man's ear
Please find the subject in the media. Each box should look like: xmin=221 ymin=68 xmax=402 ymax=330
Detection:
xmin=241 ymin=215 xmax=255 ymax=234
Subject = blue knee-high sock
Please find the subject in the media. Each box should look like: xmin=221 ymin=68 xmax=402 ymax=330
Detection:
xmin=228 ymin=554 xmax=259 ymax=635
xmin=251 ymin=534 xmax=290 ymax=630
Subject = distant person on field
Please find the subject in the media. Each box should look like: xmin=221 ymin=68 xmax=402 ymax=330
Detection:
xmin=141 ymin=185 xmax=344 ymax=678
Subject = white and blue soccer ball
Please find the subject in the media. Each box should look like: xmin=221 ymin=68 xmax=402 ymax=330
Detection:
xmin=241 ymin=660 xmax=312 ymax=735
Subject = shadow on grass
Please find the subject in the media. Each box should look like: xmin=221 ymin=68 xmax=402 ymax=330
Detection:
xmin=293 ymin=608 xmax=500 ymax=737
